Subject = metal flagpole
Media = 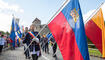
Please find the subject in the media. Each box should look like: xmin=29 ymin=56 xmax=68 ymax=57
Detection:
xmin=52 ymin=2 xmax=105 ymax=56
xmin=84 ymin=2 xmax=104 ymax=24
xmin=24 ymin=0 xmax=70 ymax=53
xmin=41 ymin=1 xmax=105 ymax=58
xmin=24 ymin=0 xmax=104 ymax=59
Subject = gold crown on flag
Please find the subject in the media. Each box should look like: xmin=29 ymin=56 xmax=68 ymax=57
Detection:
xmin=70 ymin=8 xmax=79 ymax=23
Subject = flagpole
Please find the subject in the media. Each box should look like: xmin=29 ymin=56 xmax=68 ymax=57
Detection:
xmin=12 ymin=14 xmax=15 ymax=19
xmin=24 ymin=0 xmax=70 ymax=53
xmin=84 ymin=2 xmax=105 ymax=58
xmin=84 ymin=2 xmax=104 ymax=24
xmin=48 ymin=2 xmax=105 ymax=57
xmin=50 ymin=2 xmax=105 ymax=57
xmin=48 ymin=0 xmax=70 ymax=24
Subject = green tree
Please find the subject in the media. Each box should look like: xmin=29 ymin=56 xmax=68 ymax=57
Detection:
xmin=6 ymin=31 xmax=10 ymax=36
xmin=0 ymin=31 xmax=5 ymax=35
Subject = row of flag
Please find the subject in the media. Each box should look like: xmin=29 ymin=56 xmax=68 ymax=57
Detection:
xmin=48 ymin=0 xmax=89 ymax=60
xmin=85 ymin=3 xmax=105 ymax=57
xmin=48 ymin=0 xmax=105 ymax=60
xmin=9 ymin=0 xmax=105 ymax=60
xmin=10 ymin=17 xmax=23 ymax=47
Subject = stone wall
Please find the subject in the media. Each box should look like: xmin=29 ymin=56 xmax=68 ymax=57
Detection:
xmin=31 ymin=18 xmax=50 ymax=37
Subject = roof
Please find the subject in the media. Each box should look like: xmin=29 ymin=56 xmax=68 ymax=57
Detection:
xmin=32 ymin=18 xmax=41 ymax=23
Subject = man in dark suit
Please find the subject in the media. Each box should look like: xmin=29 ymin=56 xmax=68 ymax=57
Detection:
xmin=23 ymin=25 xmax=41 ymax=60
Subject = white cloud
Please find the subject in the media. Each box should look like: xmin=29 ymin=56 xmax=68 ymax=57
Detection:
xmin=0 ymin=0 xmax=24 ymax=13
xmin=0 ymin=0 xmax=24 ymax=32
xmin=19 ymin=9 xmax=24 ymax=13
xmin=0 ymin=13 xmax=12 ymax=32
xmin=83 ymin=9 xmax=95 ymax=24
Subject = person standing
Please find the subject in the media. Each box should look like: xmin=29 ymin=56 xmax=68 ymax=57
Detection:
xmin=23 ymin=25 xmax=41 ymax=60
xmin=0 ymin=34 xmax=6 ymax=54
xmin=23 ymin=27 xmax=31 ymax=59
xmin=40 ymin=35 xmax=45 ymax=52
xmin=44 ymin=36 xmax=49 ymax=54
xmin=30 ymin=25 xmax=41 ymax=60
xmin=50 ymin=37 xmax=57 ymax=57
xmin=31 ymin=37 xmax=41 ymax=60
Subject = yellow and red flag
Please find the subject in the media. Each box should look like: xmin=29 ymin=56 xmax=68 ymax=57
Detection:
xmin=85 ymin=6 xmax=105 ymax=57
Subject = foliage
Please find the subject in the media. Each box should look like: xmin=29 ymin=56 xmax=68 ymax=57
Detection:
xmin=0 ymin=31 xmax=10 ymax=35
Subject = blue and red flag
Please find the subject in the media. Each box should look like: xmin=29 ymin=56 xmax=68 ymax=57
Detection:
xmin=10 ymin=18 xmax=16 ymax=47
xmin=48 ymin=0 xmax=90 ymax=60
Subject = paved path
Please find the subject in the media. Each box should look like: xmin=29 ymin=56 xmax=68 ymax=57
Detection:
xmin=0 ymin=47 xmax=26 ymax=60
xmin=0 ymin=46 xmax=105 ymax=60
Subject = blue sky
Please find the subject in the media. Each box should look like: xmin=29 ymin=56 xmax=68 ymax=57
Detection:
xmin=0 ymin=0 xmax=105 ymax=32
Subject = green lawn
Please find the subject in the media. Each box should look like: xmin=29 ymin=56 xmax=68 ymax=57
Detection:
xmin=89 ymin=49 xmax=102 ymax=57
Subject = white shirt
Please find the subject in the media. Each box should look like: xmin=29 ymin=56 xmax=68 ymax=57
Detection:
xmin=0 ymin=37 xmax=6 ymax=45
xmin=31 ymin=47 xmax=40 ymax=56
xmin=31 ymin=38 xmax=40 ymax=56
xmin=32 ymin=38 xmax=39 ymax=43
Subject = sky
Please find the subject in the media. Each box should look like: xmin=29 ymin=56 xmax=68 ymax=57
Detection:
xmin=0 ymin=0 xmax=105 ymax=32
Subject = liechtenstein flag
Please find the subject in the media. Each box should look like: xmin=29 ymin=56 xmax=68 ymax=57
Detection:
xmin=48 ymin=0 xmax=90 ymax=60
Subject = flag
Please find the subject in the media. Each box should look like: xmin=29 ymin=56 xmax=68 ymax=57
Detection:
xmin=46 ymin=33 xmax=52 ymax=39
xmin=15 ymin=22 xmax=22 ymax=43
xmin=46 ymin=33 xmax=52 ymax=43
xmin=28 ymin=32 xmax=36 ymax=38
xmin=48 ymin=0 xmax=90 ymax=60
xmin=10 ymin=18 xmax=16 ymax=47
xmin=85 ymin=3 xmax=105 ymax=57
xmin=22 ymin=25 xmax=24 ymax=33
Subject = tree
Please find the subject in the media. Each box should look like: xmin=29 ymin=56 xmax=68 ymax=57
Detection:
xmin=6 ymin=31 xmax=10 ymax=36
xmin=0 ymin=31 xmax=5 ymax=35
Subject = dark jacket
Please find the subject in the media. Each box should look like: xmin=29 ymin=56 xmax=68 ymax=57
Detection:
xmin=23 ymin=31 xmax=40 ymax=52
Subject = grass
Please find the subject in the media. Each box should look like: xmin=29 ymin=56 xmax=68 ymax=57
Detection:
xmin=89 ymin=49 xmax=102 ymax=57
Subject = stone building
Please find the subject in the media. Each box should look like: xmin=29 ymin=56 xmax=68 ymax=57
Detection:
xmin=31 ymin=18 xmax=50 ymax=36
xmin=32 ymin=18 xmax=41 ymax=31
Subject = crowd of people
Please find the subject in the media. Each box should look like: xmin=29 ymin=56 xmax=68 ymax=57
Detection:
xmin=0 ymin=34 xmax=6 ymax=54
xmin=0 ymin=32 xmax=23 ymax=55
xmin=0 ymin=25 xmax=58 ymax=60
xmin=22 ymin=25 xmax=58 ymax=60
